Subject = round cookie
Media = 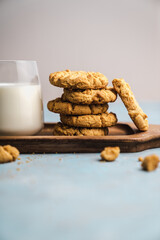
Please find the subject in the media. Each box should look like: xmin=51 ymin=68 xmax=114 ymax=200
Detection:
xmin=60 ymin=112 xmax=118 ymax=128
xmin=47 ymin=98 xmax=109 ymax=115
xmin=53 ymin=122 xmax=109 ymax=136
xmin=112 ymin=78 xmax=148 ymax=131
xmin=62 ymin=87 xmax=117 ymax=105
xmin=49 ymin=69 xmax=108 ymax=89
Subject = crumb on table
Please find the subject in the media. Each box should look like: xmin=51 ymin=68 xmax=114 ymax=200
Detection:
xmin=141 ymin=154 xmax=159 ymax=171
xmin=0 ymin=145 xmax=20 ymax=163
xmin=100 ymin=146 xmax=120 ymax=161
xmin=138 ymin=157 xmax=144 ymax=162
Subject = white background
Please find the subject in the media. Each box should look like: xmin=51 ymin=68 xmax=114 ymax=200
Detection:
xmin=0 ymin=0 xmax=160 ymax=102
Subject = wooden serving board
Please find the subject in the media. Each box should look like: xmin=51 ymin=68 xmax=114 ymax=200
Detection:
xmin=0 ymin=123 xmax=160 ymax=153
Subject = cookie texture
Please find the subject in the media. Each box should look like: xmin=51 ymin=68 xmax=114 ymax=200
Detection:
xmin=141 ymin=154 xmax=159 ymax=171
xmin=62 ymin=87 xmax=117 ymax=105
xmin=0 ymin=145 xmax=19 ymax=163
xmin=3 ymin=145 xmax=19 ymax=160
xmin=47 ymin=98 xmax=109 ymax=115
xmin=49 ymin=69 xmax=108 ymax=89
xmin=60 ymin=112 xmax=117 ymax=128
xmin=101 ymin=146 xmax=120 ymax=161
xmin=112 ymin=78 xmax=148 ymax=131
xmin=53 ymin=122 xmax=109 ymax=136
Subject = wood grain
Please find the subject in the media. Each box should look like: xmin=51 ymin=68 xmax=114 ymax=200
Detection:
xmin=0 ymin=123 xmax=160 ymax=153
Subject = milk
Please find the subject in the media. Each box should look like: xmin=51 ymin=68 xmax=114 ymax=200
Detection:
xmin=0 ymin=83 xmax=43 ymax=135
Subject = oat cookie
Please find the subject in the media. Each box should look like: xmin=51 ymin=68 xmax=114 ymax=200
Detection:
xmin=49 ymin=69 xmax=108 ymax=89
xmin=62 ymin=87 xmax=117 ymax=105
xmin=101 ymin=146 xmax=120 ymax=161
xmin=60 ymin=112 xmax=117 ymax=128
xmin=47 ymin=98 xmax=109 ymax=115
xmin=112 ymin=78 xmax=148 ymax=131
xmin=53 ymin=122 xmax=109 ymax=136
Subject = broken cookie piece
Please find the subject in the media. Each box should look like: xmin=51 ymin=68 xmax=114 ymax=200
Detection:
xmin=3 ymin=145 xmax=19 ymax=160
xmin=141 ymin=154 xmax=159 ymax=171
xmin=0 ymin=146 xmax=13 ymax=163
xmin=101 ymin=146 xmax=120 ymax=161
xmin=0 ymin=145 xmax=20 ymax=163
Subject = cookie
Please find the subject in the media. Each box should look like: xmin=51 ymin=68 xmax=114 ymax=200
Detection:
xmin=60 ymin=112 xmax=117 ymax=128
xmin=53 ymin=122 xmax=109 ymax=136
xmin=49 ymin=69 xmax=108 ymax=89
xmin=101 ymin=146 xmax=120 ymax=161
xmin=112 ymin=78 xmax=148 ymax=131
xmin=62 ymin=87 xmax=117 ymax=105
xmin=47 ymin=98 xmax=109 ymax=115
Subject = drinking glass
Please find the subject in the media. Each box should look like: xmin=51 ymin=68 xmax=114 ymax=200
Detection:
xmin=0 ymin=60 xmax=44 ymax=135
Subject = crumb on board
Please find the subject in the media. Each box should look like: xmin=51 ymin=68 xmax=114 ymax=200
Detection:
xmin=16 ymin=168 xmax=20 ymax=171
xmin=100 ymin=146 xmax=120 ymax=161
xmin=0 ymin=145 xmax=20 ymax=164
xmin=141 ymin=154 xmax=159 ymax=172
xmin=59 ymin=158 xmax=62 ymax=161
xmin=26 ymin=160 xmax=30 ymax=163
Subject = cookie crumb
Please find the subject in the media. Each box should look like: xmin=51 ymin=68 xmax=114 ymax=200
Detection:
xmin=16 ymin=168 xmax=20 ymax=171
xmin=17 ymin=157 xmax=21 ymax=160
xmin=138 ymin=157 xmax=143 ymax=162
xmin=100 ymin=146 xmax=120 ymax=161
xmin=17 ymin=162 xmax=22 ymax=165
xmin=141 ymin=154 xmax=159 ymax=171
xmin=26 ymin=160 xmax=30 ymax=163
xmin=59 ymin=158 xmax=62 ymax=161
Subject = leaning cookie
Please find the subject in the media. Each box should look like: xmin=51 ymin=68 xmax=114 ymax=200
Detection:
xmin=62 ymin=87 xmax=117 ymax=105
xmin=47 ymin=98 xmax=109 ymax=115
xmin=53 ymin=122 xmax=109 ymax=136
xmin=112 ymin=78 xmax=148 ymax=131
xmin=60 ymin=112 xmax=117 ymax=128
xmin=49 ymin=69 xmax=108 ymax=89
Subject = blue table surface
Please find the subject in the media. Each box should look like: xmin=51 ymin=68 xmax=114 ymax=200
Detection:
xmin=0 ymin=102 xmax=160 ymax=240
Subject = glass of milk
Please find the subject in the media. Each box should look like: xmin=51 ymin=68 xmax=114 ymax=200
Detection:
xmin=0 ymin=60 xmax=44 ymax=135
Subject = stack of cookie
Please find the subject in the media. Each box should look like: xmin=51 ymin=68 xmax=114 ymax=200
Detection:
xmin=47 ymin=70 xmax=118 ymax=136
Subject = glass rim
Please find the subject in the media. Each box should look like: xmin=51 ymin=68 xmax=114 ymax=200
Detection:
xmin=0 ymin=60 xmax=37 ymax=63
